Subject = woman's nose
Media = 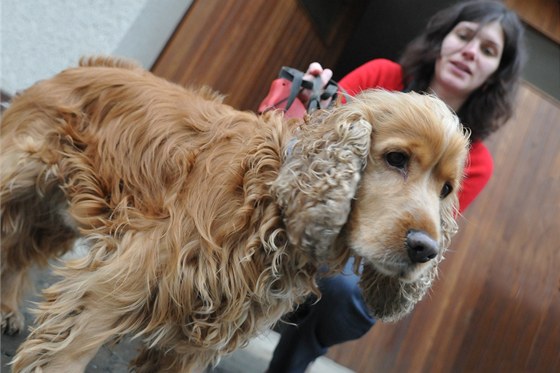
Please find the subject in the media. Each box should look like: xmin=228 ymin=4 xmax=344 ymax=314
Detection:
xmin=461 ymin=41 xmax=478 ymax=60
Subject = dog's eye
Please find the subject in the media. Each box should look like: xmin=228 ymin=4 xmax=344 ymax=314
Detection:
xmin=385 ymin=152 xmax=409 ymax=170
xmin=440 ymin=183 xmax=453 ymax=199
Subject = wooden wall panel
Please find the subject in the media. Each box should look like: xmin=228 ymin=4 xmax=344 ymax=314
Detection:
xmin=327 ymin=83 xmax=560 ymax=372
xmin=505 ymin=0 xmax=560 ymax=43
xmin=152 ymin=0 xmax=364 ymax=112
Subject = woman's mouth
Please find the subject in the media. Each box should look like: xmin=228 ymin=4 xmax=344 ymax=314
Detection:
xmin=450 ymin=61 xmax=472 ymax=75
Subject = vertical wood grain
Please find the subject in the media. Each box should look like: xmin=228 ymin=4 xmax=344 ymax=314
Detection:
xmin=505 ymin=0 xmax=560 ymax=44
xmin=152 ymin=0 xmax=363 ymax=111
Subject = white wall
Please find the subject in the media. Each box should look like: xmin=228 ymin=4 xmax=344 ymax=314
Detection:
xmin=1 ymin=0 xmax=192 ymax=95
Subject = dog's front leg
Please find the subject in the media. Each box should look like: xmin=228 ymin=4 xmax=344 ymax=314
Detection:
xmin=11 ymin=288 xmax=118 ymax=373
xmin=0 ymin=268 xmax=29 ymax=335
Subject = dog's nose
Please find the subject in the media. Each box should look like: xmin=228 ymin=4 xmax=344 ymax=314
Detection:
xmin=406 ymin=230 xmax=439 ymax=263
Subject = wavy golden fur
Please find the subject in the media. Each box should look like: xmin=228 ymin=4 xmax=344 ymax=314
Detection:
xmin=0 ymin=56 xmax=469 ymax=372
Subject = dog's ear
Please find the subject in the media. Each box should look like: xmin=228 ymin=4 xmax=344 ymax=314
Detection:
xmin=272 ymin=111 xmax=372 ymax=260
xmin=440 ymin=187 xmax=460 ymax=252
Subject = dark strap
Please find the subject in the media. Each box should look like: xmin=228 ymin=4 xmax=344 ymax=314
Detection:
xmin=280 ymin=67 xmax=306 ymax=111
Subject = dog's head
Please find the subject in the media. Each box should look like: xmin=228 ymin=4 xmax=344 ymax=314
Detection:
xmin=273 ymin=89 xmax=469 ymax=321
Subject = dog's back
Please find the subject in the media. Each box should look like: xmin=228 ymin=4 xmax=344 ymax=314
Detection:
xmin=1 ymin=56 xmax=287 ymax=224
xmin=78 ymin=55 xmax=145 ymax=70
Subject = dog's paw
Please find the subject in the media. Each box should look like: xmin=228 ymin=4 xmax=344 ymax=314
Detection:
xmin=1 ymin=307 xmax=25 ymax=335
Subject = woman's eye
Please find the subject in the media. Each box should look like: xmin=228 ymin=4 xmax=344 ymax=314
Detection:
xmin=482 ymin=45 xmax=498 ymax=57
xmin=440 ymin=182 xmax=453 ymax=199
xmin=455 ymin=30 xmax=472 ymax=41
xmin=385 ymin=152 xmax=409 ymax=170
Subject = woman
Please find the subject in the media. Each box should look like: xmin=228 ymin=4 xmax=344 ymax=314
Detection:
xmin=266 ymin=1 xmax=526 ymax=372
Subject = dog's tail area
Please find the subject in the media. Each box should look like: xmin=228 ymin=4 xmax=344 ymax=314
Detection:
xmin=0 ymin=93 xmax=81 ymax=271
xmin=0 ymin=140 xmax=79 ymax=268
xmin=79 ymin=55 xmax=142 ymax=70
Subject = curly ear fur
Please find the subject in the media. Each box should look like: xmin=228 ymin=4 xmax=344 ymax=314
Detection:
xmin=272 ymin=110 xmax=372 ymax=262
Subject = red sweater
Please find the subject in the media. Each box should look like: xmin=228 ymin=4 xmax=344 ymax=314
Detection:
xmin=339 ymin=59 xmax=493 ymax=213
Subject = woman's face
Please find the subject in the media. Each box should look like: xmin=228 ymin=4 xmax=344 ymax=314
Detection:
xmin=434 ymin=20 xmax=505 ymax=99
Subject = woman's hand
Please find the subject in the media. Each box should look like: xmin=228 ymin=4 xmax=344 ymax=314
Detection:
xmin=299 ymin=62 xmax=334 ymax=107
xmin=303 ymin=62 xmax=333 ymax=86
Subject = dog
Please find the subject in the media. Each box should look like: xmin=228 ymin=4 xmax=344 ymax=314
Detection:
xmin=0 ymin=56 xmax=469 ymax=372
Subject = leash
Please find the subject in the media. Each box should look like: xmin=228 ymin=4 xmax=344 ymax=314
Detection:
xmin=278 ymin=66 xmax=352 ymax=114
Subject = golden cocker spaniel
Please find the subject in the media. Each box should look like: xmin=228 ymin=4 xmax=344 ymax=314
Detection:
xmin=0 ymin=57 xmax=469 ymax=372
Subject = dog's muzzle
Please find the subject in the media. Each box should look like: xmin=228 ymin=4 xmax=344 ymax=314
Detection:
xmin=406 ymin=230 xmax=438 ymax=263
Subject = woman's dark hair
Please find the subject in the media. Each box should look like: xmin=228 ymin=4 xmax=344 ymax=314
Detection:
xmin=400 ymin=0 xmax=526 ymax=140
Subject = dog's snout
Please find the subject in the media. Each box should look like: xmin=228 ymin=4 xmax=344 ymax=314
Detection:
xmin=406 ymin=230 xmax=438 ymax=263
